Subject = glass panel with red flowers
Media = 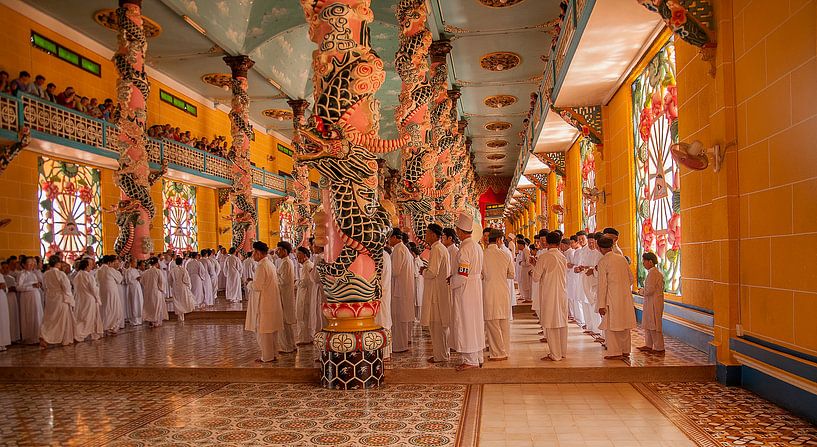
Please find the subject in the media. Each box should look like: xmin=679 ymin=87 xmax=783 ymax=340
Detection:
xmin=37 ymin=157 xmax=102 ymax=262
xmin=279 ymin=200 xmax=295 ymax=244
xmin=162 ymin=180 xmax=198 ymax=254
xmin=556 ymin=173 xmax=565 ymax=232
xmin=580 ymin=138 xmax=597 ymax=233
xmin=632 ymin=39 xmax=681 ymax=294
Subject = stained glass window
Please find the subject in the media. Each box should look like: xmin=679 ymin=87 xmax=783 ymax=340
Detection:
xmin=632 ymin=39 xmax=681 ymax=293
xmin=279 ymin=200 xmax=295 ymax=243
xmin=556 ymin=173 xmax=565 ymax=232
xmin=38 ymin=157 xmax=102 ymax=261
xmin=163 ymin=180 xmax=198 ymax=253
xmin=580 ymin=138 xmax=597 ymax=233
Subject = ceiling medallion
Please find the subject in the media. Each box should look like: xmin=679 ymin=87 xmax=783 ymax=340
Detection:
xmin=262 ymin=109 xmax=294 ymax=121
xmin=486 ymin=153 xmax=506 ymax=160
xmin=486 ymin=139 xmax=508 ymax=148
xmin=201 ymin=73 xmax=232 ymax=88
xmin=93 ymin=9 xmax=162 ymax=38
xmin=478 ymin=0 xmax=527 ymax=7
xmin=484 ymin=95 xmax=517 ymax=109
xmin=480 ymin=52 xmax=521 ymax=72
xmin=485 ymin=121 xmax=512 ymax=131
xmin=488 ymin=164 xmax=505 ymax=170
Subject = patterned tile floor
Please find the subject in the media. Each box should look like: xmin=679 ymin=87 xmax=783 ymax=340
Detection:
xmin=0 ymin=310 xmax=711 ymax=370
xmin=0 ymin=382 xmax=479 ymax=446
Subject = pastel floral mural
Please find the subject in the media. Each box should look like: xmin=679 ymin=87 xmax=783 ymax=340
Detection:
xmin=580 ymin=138 xmax=597 ymax=233
xmin=278 ymin=200 xmax=295 ymax=244
xmin=37 ymin=157 xmax=102 ymax=261
xmin=162 ymin=180 xmax=198 ymax=254
xmin=632 ymin=39 xmax=681 ymax=293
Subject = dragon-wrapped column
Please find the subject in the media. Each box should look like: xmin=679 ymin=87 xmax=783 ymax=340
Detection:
xmin=299 ymin=0 xmax=393 ymax=389
xmin=113 ymin=0 xmax=159 ymax=260
xmin=223 ymin=55 xmax=257 ymax=253
xmin=287 ymin=98 xmax=312 ymax=249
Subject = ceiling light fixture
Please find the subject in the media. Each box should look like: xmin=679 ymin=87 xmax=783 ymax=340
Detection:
xmin=182 ymin=15 xmax=206 ymax=36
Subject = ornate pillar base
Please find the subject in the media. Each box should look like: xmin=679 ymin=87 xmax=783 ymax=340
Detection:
xmin=314 ymin=328 xmax=389 ymax=390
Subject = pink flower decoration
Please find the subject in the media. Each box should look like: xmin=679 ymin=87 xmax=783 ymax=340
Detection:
xmin=668 ymin=212 xmax=681 ymax=250
xmin=641 ymin=217 xmax=655 ymax=251
xmin=663 ymin=85 xmax=678 ymax=121
xmin=78 ymin=186 xmax=93 ymax=204
xmin=638 ymin=108 xmax=653 ymax=143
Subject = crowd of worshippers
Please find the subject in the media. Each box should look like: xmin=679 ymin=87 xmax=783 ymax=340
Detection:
xmin=0 ymin=70 xmax=118 ymax=122
xmin=147 ymin=124 xmax=231 ymax=157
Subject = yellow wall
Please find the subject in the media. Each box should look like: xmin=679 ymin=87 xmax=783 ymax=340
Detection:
xmin=564 ymin=138 xmax=582 ymax=233
xmin=0 ymin=151 xmax=39 ymax=257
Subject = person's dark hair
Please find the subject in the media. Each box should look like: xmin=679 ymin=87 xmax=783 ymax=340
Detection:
xmin=175 ymin=257 xmax=184 ymax=266
xmin=277 ymin=241 xmax=293 ymax=254
xmin=602 ymin=227 xmax=619 ymax=236
xmin=488 ymin=230 xmax=503 ymax=243
xmin=561 ymin=238 xmax=571 ymax=245
xmin=148 ymin=257 xmax=159 ymax=266
xmin=308 ymin=237 xmax=315 ymax=245
xmin=0 ymin=70 xmax=7 ymax=78
xmin=383 ymin=246 xmax=392 ymax=255
xmin=442 ymin=227 xmax=457 ymax=242
xmin=253 ymin=241 xmax=269 ymax=254
xmin=427 ymin=223 xmax=443 ymax=237
xmin=188 ymin=252 xmax=197 ymax=259
xmin=35 ymin=75 xmax=45 ymax=82
xmin=545 ymin=231 xmax=561 ymax=245
xmin=529 ymin=244 xmax=536 ymax=251
xmin=200 ymin=249 xmax=208 ymax=256
xmin=642 ymin=252 xmax=659 ymax=264
xmin=593 ymin=232 xmax=604 ymax=240
xmin=538 ymin=229 xmax=548 ymax=238
xmin=390 ymin=228 xmax=403 ymax=239
xmin=516 ymin=239 xmax=526 ymax=246
xmin=569 ymin=235 xmax=578 ymax=242
xmin=482 ymin=228 xmax=491 ymax=235
xmin=47 ymin=254 xmax=60 ymax=267
xmin=533 ymin=234 xmax=540 ymax=240
xmin=401 ymin=233 xmax=409 ymax=244
xmin=228 ymin=247 xmax=236 ymax=254
xmin=553 ymin=230 xmax=563 ymax=238
xmin=297 ymin=246 xmax=311 ymax=257
xmin=524 ymin=238 xmax=530 ymax=245
xmin=78 ymin=259 xmax=90 ymax=271
xmin=19 ymin=70 xmax=30 ymax=78
xmin=576 ymin=230 xmax=587 ymax=237
xmin=597 ymin=237 xmax=614 ymax=249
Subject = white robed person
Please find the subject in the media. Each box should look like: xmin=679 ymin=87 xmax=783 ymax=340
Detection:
xmin=242 ymin=251 xmax=257 ymax=300
xmin=441 ymin=228 xmax=459 ymax=349
xmin=515 ymin=239 xmax=532 ymax=302
xmin=224 ymin=247 xmax=243 ymax=303
xmin=72 ymin=258 xmax=103 ymax=341
xmin=499 ymin=240 xmax=515 ymax=320
xmin=97 ymin=256 xmax=124 ymax=335
xmin=123 ymin=260 xmax=143 ymax=326
xmin=420 ymin=223 xmax=452 ymax=363
xmin=578 ymin=235 xmax=604 ymax=336
xmin=450 ymin=213 xmax=485 ymax=371
xmin=201 ymin=250 xmax=216 ymax=307
xmin=295 ymin=246 xmax=315 ymax=346
xmin=389 ymin=228 xmax=415 ymax=353
xmin=376 ymin=245 xmax=393 ymax=359
xmin=532 ymin=232 xmax=569 ymax=361
xmin=245 ymin=241 xmax=284 ymax=362
xmin=0 ymin=274 xmax=11 ymax=351
xmin=186 ymin=253 xmax=207 ymax=309
xmin=39 ymin=255 xmax=76 ymax=347
xmin=169 ymin=257 xmax=195 ymax=321
xmin=4 ymin=269 xmax=21 ymax=343
xmin=16 ymin=256 xmax=44 ymax=344
xmin=141 ymin=257 xmax=169 ymax=327
xmin=596 ymin=236 xmax=636 ymax=359
xmin=275 ymin=241 xmax=297 ymax=353
xmin=637 ymin=252 xmax=665 ymax=353
xmin=482 ymin=229 xmax=514 ymax=361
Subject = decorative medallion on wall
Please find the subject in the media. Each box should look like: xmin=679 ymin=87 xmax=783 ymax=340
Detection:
xmin=201 ymin=73 xmax=232 ymax=88
xmin=478 ymin=0 xmax=527 ymax=7
xmin=93 ymin=9 xmax=162 ymax=38
xmin=486 ymin=139 xmax=508 ymax=148
xmin=485 ymin=121 xmax=512 ymax=131
xmin=480 ymin=52 xmax=521 ymax=71
xmin=486 ymin=153 xmax=506 ymax=160
xmin=262 ymin=109 xmax=294 ymax=121
xmin=484 ymin=95 xmax=517 ymax=108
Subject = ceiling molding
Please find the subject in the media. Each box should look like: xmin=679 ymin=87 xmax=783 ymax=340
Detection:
xmin=602 ymin=20 xmax=666 ymax=106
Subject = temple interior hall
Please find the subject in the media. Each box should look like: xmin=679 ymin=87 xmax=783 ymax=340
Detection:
xmin=0 ymin=0 xmax=815 ymax=445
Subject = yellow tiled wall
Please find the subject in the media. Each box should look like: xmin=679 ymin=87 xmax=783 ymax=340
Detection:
xmin=564 ymin=138 xmax=582 ymax=233
xmin=0 ymin=151 xmax=39 ymax=257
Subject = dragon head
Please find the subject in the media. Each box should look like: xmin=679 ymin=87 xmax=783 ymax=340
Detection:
xmin=295 ymin=115 xmax=351 ymax=162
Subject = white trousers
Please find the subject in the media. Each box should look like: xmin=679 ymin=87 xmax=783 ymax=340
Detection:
xmin=569 ymin=299 xmax=585 ymax=325
xmin=392 ymin=321 xmax=411 ymax=352
xmin=645 ymin=329 xmax=665 ymax=351
xmin=545 ymin=326 xmax=568 ymax=360
xmin=278 ymin=323 xmax=296 ymax=352
xmin=296 ymin=294 xmax=312 ymax=344
xmin=606 ymin=329 xmax=632 ymax=356
xmin=485 ymin=319 xmax=510 ymax=359
xmin=429 ymin=321 xmax=450 ymax=361
xmin=461 ymin=350 xmax=484 ymax=366
xmin=582 ymin=302 xmax=600 ymax=333
xmin=257 ymin=331 xmax=279 ymax=362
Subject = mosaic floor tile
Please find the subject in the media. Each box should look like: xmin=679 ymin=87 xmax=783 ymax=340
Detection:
xmin=635 ymin=382 xmax=817 ymax=446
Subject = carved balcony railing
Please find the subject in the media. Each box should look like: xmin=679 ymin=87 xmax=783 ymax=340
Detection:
xmin=1 ymin=92 xmax=301 ymax=199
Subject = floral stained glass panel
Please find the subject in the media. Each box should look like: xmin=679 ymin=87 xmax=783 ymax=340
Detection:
xmin=556 ymin=173 xmax=565 ymax=232
xmin=632 ymin=39 xmax=681 ymax=293
xmin=580 ymin=138 xmax=597 ymax=233
xmin=279 ymin=200 xmax=295 ymax=243
xmin=38 ymin=157 xmax=102 ymax=261
xmin=163 ymin=180 xmax=197 ymax=254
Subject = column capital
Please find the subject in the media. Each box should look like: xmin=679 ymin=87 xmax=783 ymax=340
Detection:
xmin=119 ymin=0 xmax=142 ymax=7
xmin=287 ymin=99 xmax=310 ymax=118
xmin=447 ymin=88 xmax=461 ymax=102
xmin=429 ymin=39 xmax=452 ymax=63
xmin=457 ymin=119 xmax=468 ymax=135
xmin=223 ymin=55 xmax=255 ymax=78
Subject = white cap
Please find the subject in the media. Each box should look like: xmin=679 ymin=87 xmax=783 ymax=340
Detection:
xmin=455 ymin=212 xmax=473 ymax=233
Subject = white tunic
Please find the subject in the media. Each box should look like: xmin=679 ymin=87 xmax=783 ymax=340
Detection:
xmin=186 ymin=259 xmax=207 ymax=307
xmin=640 ymin=267 xmax=664 ymax=331
xmin=296 ymin=259 xmax=314 ymax=329
xmin=224 ymin=255 xmax=243 ymax=303
xmin=123 ymin=267 xmax=143 ymax=324
xmin=390 ymin=242 xmax=416 ymax=324
xmin=531 ymin=248 xmax=568 ymax=329
xmin=278 ymin=256 xmax=296 ymax=325
xmin=40 ymin=268 xmax=75 ymax=344
xmin=141 ymin=267 xmax=168 ymax=323
xmin=571 ymin=246 xmax=590 ymax=303
xmin=72 ymin=270 xmax=103 ymax=341
xmin=169 ymin=265 xmax=195 ymax=315
xmin=420 ymin=241 xmax=451 ymax=327
xmin=375 ymin=252 xmax=392 ymax=331
xmin=4 ymin=274 xmax=19 ymax=343
xmin=245 ymin=257 xmax=284 ymax=333
xmin=17 ymin=270 xmax=43 ymax=343
xmin=597 ymin=251 xmax=636 ymax=331
xmin=500 ymin=243 xmax=515 ymax=319
xmin=516 ymin=246 xmax=532 ymax=295
xmin=450 ymin=238 xmax=485 ymax=353
xmin=97 ymin=265 xmax=123 ymax=332
xmin=482 ymin=245 xmax=514 ymax=321
xmin=0 ymin=276 xmax=10 ymax=347
xmin=580 ymin=248 xmax=604 ymax=305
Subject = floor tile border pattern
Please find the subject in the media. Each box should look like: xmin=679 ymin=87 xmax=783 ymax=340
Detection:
xmin=456 ymin=385 xmax=482 ymax=447
xmin=80 ymin=382 xmax=229 ymax=447
xmin=632 ymin=383 xmax=721 ymax=447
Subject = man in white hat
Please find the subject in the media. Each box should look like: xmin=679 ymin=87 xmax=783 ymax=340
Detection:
xmin=450 ymin=212 xmax=485 ymax=371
